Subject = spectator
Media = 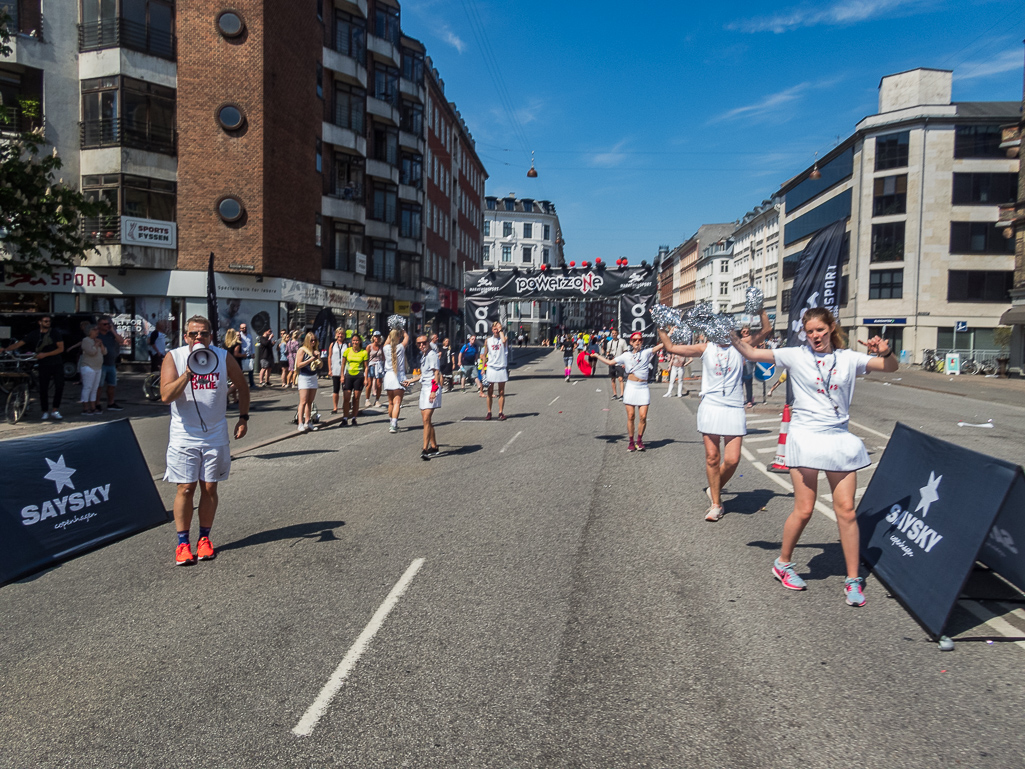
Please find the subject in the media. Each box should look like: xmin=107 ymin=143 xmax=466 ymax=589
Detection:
xmin=257 ymin=329 xmax=275 ymax=387
xmin=277 ymin=328 xmax=290 ymax=388
xmin=147 ymin=321 xmax=167 ymax=372
xmin=3 ymin=314 xmax=66 ymax=420
xmin=95 ymin=316 xmax=126 ymax=411
xmin=79 ymin=324 xmax=106 ymax=415
xmin=238 ymin=322 xmax=256 ymax=389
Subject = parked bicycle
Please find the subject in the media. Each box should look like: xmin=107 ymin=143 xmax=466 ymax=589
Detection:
xmin=0 ymin=352 xmax=39 ymax=424
xmin=921 ymin=349 xmax=944 ymax=373
xmin=143 ymin=371 xmax=162 ymax=401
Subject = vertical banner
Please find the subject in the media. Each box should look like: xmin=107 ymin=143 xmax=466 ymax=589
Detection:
xmin=465 ymin=297 xmax=500 ymax=337
xmin=857 ymin=423 xmax=1024 ymax=638
xmin=785 ymin=220 xmax=846 ymax=347
xmin=207 ymin=251 xmax=220 ymax=346
xmin=0 ymin=420 xmax=171 ymax=585
xmin=619 ymin=293 xmax=657 ymax=346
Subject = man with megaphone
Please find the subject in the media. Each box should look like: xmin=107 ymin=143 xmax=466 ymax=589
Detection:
xmin=160 ymin=315 xmax=250 ymax=566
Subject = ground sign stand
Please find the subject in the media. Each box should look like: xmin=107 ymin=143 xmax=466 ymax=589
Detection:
xmin=0 ymin=419 xmax=169 ymax=585
xmin=857 ymin=423 xmax=1025 ymax=644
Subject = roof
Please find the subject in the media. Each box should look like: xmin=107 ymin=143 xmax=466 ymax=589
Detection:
xmin=953 ymin=102 xmax=1022 ymax=119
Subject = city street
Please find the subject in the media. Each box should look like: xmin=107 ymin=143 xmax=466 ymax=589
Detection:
xmin=2 ymin=348 xmax=1024 ymax=768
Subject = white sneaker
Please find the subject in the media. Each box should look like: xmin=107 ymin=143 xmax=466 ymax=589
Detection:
xmin=40 ymin=412 xmax=49 ymax=420
xmin=705 ymin=505 xmax=725 ymax=522
xmin=51 ymin=410 xmax=63 ymax=420
xmin=297 ymin=423 xmax=304 ymax=432
xmin=662 ymin=393 xmax=671 ymax=398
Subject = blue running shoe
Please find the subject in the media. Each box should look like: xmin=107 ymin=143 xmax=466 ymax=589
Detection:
xmin=772 ymin=558 xmax=807 ymax=590
xmin=844 ymin=577 xmax=866 ymax=607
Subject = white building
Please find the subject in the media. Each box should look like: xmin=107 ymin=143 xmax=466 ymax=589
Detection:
xmin=730 ymin=198 xmax=781 ymax=326
xmin=695 ymin=237 xmax=734 ymax=313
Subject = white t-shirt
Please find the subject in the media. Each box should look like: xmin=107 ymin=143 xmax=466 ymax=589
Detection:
xmin=773 ymin=345 xmax=871 ymax=431
xmin=699 ymin=344 xmax=745 ymax=407
xmin=420 ymin=349 xmax=439 ymax=385
xmin=614 ymin=348 xmax=655 ymax=381
xmin=383 ymin=343 xmax=406 ymax=380
xmin=329 ymin=342 xmax=347 ymax=377
xmin=486 ymin=335 xmax=507 ymax=370
xmin=167 ymin=345 xmax=230 ymax=447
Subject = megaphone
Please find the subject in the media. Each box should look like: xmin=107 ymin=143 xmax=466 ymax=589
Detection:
xmin=187 ymin=343 xmax=219 ymax=377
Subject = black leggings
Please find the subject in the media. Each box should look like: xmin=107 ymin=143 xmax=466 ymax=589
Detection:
xmin=37 ymin=364 xmax=64 ymax=412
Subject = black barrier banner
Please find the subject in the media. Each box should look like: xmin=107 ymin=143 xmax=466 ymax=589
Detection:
xmin=465 ymin=297 xmax=501 ymax=338
xmin=0 ymin=419 xmax=170 ymax=585
xmin=980 ymin=472 xmax=1025 ymax=595
xmin=785 ymin=220 xmax=846 ymax=347
xmin=465 ymin=266 xmax=658 ymax=301
xmin=619 ymin=293 xmax=657 ymax=346
xmin=857 ymin=423 xmax=1024 ymax=637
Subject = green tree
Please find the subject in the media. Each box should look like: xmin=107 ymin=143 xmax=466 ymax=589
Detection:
xmin=1 ymin=9 xmax=112 ymax=277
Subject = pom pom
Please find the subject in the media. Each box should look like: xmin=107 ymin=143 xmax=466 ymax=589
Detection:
xmin=387 ymin=314 xmax=406 ymax=331
xmin=705 ymin=313 xmax=736 ymax=345
xmin=744 ymin=286 xmax=764 ymax=315
xmin=669 ymin=325 xmax=692 ymax=345
xmin=649 ymin=303 xmax=683 ymax=330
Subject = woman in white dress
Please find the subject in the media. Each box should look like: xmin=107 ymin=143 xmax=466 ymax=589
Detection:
xmin=484 ymin=321 xmax=509 ymax=420
xmin=415 ymin=335 xmax=442 ymax=460
xmin=732 ymin=307 xmax=898 ymax=607
xmin=382 ymin=327 xmax=410 ymax=433
xmin=658 ymin=309 xmax=770 ymax=522
xmin=293 ymin=332 xmax=321 ymax=432
xmin=593 ymin=331 xmax=663 ymax=452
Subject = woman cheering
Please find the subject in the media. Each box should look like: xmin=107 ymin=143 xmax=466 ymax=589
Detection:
xmin=593 ymin=331 xmax=663 ymax=452
xmin=382 ymin=327 xmax=410 ymax=433
xmin=732 ymin=307 xmax=898 ymax=607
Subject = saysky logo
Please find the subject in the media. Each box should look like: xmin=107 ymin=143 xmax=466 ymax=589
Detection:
xmin=883 ymin=471 xmax=944 ymax=557
xmin=22 ymin=455 xmax=111 ymax=526
xmin=514 ymin=271 xmax=604 ymax=295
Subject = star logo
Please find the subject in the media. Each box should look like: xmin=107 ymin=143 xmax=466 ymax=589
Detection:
xmin=914 ymin=471 xmax=942 ymax=517
xmin=44 ymin=455 xmax=77 ymax=494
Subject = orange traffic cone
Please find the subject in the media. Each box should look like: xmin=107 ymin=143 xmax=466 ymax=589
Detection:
xmin=768 ymin=403 xmax=791 ymax=473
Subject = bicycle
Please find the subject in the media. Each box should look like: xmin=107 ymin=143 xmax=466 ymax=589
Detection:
xmin=143 ymin=371 xmax=162 ymax=400
xmin=1 ymin=352 xmax=39 ymax=424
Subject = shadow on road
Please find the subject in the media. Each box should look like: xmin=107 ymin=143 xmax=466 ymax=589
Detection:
xmin=745 ymin=540 xmax=846 ymax=582
xmin=217 ymin=520 xmax=346 ymax=553
xmin=440 ymin=444 xmax=483 ymax=456
xmin=724 ymin=488 xmax=778 ymax=515
xmin=247 ymin=449 xmax=338 ymax=460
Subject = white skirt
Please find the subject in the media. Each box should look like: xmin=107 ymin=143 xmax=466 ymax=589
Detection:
xmin=487 ymin=366 xmax=509 ymax=383
xmin=297 ymin=372 xmax=319 ymax=390
xmin=786 ymin=425 xmax=870 ymax=472
xmin=696 ymin=400 xmax=747 ymax=436
xmin=383 ymin=371 xmax=405 ymax=391
xmin=419 ymin=385 xmax=441 ymax=410
xmin=623 ymin=380 xmax=650 ymax=406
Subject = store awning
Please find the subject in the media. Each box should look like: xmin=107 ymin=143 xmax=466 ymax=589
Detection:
xmin=999 ymin=305 xmax=1025 ymax=325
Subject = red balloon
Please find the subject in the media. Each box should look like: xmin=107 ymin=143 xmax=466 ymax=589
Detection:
xmin=569 ymin=261 xmax=575 ymax=267
xmin=595 ymin=258 xmax=602 ymax=264
xmin=582 ymin=261 xmax=589 ymax=268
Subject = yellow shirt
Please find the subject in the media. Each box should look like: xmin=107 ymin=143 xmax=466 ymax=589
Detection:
xmin=343 ymin=347 xmax=368 ymax=376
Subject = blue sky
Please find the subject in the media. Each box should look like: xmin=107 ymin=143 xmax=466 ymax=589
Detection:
xmin=401 ymin=0 xmax=1024 ymax=264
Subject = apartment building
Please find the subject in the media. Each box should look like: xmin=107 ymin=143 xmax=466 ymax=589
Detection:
xmin=776 ymin=69 xmax=1019 ymax=362
xmin=0 ymin=0 xmax=485 ymax=358
xmin=729 ymin=199 xmax=781 ymax=327
xmin=674 ymin=223 xmax=734 ymax=310
xmin=695 ymin=236 xmax=734 ymax=313
xmin=481 ymin=193 xmax=565 ymax=341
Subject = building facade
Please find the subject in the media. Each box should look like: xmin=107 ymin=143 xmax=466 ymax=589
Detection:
xmin=674 ymin=223 xmax=734 ymax=310
xmin=695 ymin=236 xmax=734 ymax=313
xmin=729 ymin=199 xmax=781 ymax=328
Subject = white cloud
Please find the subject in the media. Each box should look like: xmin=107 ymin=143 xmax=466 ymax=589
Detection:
xmin=710 ymin=82 xmax=814 ymax=123
xmin=955 ymin=48 xmax=1023 ymax=81
xmin=729 ymin=0 xmax=934 ymax=33
xmin=440 ymin=25 xmax=466 ymax=54
xmin=589 ymin=139 xmax=630 ymax=168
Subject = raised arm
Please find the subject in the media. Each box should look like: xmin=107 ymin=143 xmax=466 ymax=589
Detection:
xmin=859 ymin=336 xmax=899 ymax=373
xmin=657 ymin=328 xmax=706 ymax=358
xmin=749 ymin=310 xmax=773 ymax=347
xmin=731 ymin=332 xmax=775 ymax=364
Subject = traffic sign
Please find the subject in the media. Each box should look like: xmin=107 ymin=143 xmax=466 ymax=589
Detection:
xmin=754 ymin=362 xmax=775 ymax=381
xmin=955 ymin=321 xmax=968 ymax=333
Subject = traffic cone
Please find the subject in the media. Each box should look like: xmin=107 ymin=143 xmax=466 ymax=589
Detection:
xmin=768 ymin=404 xmax=791 ymax=473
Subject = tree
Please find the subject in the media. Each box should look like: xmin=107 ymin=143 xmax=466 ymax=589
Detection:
xmin=1 ymin=9 xmax=112 ymax=277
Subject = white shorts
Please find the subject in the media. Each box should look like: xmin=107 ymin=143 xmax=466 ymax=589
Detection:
xmin=419 ymin=385 xmax=441 ymax=410
xmin=383 ymin=371 xmax=405 ymax=392
xmin=786 ymin=425 xmax=870 ymax=472
xmin=487 ymin=367 xmax=509 ymax=384
xmin=163 ymin=444 xmax=231 ymax=484
xmin=696 ymin=400 xmax=747 ymax=436
xmin=623 ymin=380 xmax=650 ymax=406
xmin=297 ymin=372 xmax=319 ymax=390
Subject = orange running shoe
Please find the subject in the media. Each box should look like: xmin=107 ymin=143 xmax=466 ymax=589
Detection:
xmin=196 ymin=536 xmax=216 ymax=561
xmin=175 ymin=542 xmax=195 ymax=566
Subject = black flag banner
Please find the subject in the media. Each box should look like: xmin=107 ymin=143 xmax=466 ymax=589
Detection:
xmin=207 ymin=251 xmax=219 ymax=346
xmin=619 ymin=293 xmax=657 ymax=346
xmin=857 ymin=423 xmax=1025 ymax=638
xmin=464 ymin=265 xmax=657 ymax=301
xmin=785 ymin=220 xmax=846 ymax=347
xmin=465 ymin=297 xmax=502 ymax=337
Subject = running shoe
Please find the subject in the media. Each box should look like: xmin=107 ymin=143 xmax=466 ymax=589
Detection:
xmin=51 ymin=410 xmax=63 ymax=420
xmin=627 ymin=438 xmax=636 ymax=452
xmin=40 ymin=412 xmax=49 ymax=420
xmin=297 ymin=424 xmax=304 ymax=432
xmin=421 ymin=449 xmax=431 ymax=461
xmin=704 ymin=505 xmax=724 ymax=522
xmin=427 ymin=446 xmax=440 ymax=456
xmin=196 ymin=536 xmax=216 ymax=561
xmin=844 ymin=577 xmax=866 ymax=607
xmin=350 ymin=418 xmax=358 ymax=426
xmin=107 ymin=403 xmax=125 ymax=411
xmin=175 ymin=542 xmax=195 ymax=566
xmin=662 ymin=393 xmax=672 ymax=398
xmin=772 ymin=558 xmax=807 ymax=590
xmin=485 ymin=412 xmax=492 ymax=421
xmin=389 ymin=424 xmax=398 ymax=433
xmin=340 ymin=417 xmax=348 ymax=426
xmin=498 ymin=413 xmax=506 ymax=421
xmin=635 ymin=438 xmax=645 ymax=451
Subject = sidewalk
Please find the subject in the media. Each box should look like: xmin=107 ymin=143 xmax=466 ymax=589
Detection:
xmin=868 ymin=366 xmax=1025 ymax=409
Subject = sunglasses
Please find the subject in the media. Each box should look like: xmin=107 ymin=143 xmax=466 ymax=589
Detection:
xmin=186 ymin=330 xmax=212 ymax=339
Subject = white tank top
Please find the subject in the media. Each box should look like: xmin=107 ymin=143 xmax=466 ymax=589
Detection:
xmin=329 ymin=342 xmax=346 ymax=377
xmin=699 ymin=343 xmax=744 ymax=407
xmin=168 ymin=344 xmax=230 ymax=447
xmin=485 ymin=335 xmax=507 ymax=370
xmin=383 ymin=343 xmax=406 ymax=380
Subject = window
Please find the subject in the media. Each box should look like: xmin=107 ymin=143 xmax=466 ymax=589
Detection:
xmin=325 ymin=223 xmax=362 ymax=271
xmin=216 ymin=11 xmax=244 ymax=38
xmin=332 ymin=10 xmax=365 ymax=62
xmin=522 ymin=201 xmax=533 ymax=213
xmin=371 ymin=122 xmax=398 ymax=166
xmin=781 ymin=288 xmax=792 ymax=312
xmin=783 ymin=189 xmax=851 ymax=246
xmin=82 ymin=173 xmax=176 ymax=241
xmin=216 ymin=104 xmax=244 ymax=131
xmin=80 ymin=0 xmax=175 ymax=60
xmin=502 ymin=221 xmax=513 ymax=237
xmin=217 ymin=196 xmax=243 ymax=223
xmin=400 ymin=100 xmax=423 ymax=135
xmin=399 ymin=252 xmax=420 ymax=287
xmin=400 ymin=203 xmax=421 ymax=239
xmin=952 ymin=173 xmax=1017 ymax=205
xmin=954 ymin=125 xmax=1003 ymax=159
xmin=370 ymin=183 xmax=397 ymax=224
xmin=873 ymin=175 xmax=907 ymax=216
xmin=950 ymin=222 xmax=1015 ymax=254
xmin=330 ymin=153 xmax=364 ymax=200
xmin=369 ymin=240 xmax=397 ymax=281
xmin=372 ymin=63 xmax=399 ymax=106
xmin=315 ymin=139 xmax=322 ymax=173
xmin=401 ymin=48 xmax=424 ymax=82
xmin=504 ymin=199 xmax=515 ymax=211
xmin=374 ymin=3 xmax=400 ymax=45
xmin=486 ymin=198 xmax=496 ymax=210
xmin=719 ymin=260 xmax=729 ymax=273
xmin=875 ymin=131 xmax=909 ymax=170
xmin=315 ymin=213 xmax=322 ymax=247
xmin=501 ymin=245 xmax=511 ymax=262
xmin=316 ymin=62 xmax=323 ymax=99
xmin=542 ymin=248 xmax=550 ymax=265
xmin=543 ymin=224 xmax=551 ymax=240
xmin=869 ymin=269 xmax=903 ymax=299
xmin=522 ymin=246 xmax=532 ymax=264
xmin=947 ymin=270 xmax=1014 ymax=302
xmin=81 ymin=76 xmax=176 ymax=155
xmin=719 ymin=282 xmax=729 ymax=296
xmin=483 ymin=244 xmax=491 ymax=261
xmin=332 ymin=82 xmax=365 ymax=134
xmin=523 ymin=222 xmax=532 ymax=238
xmin=785 ymin=147 xmax=855 ymax=213
xmin=399 ymin=153 xmax=422 ymax=188
xmin=483 ymin=220 xmax=490 ymax=236
xmin=871 ymin=222 xmax=905 ymax=262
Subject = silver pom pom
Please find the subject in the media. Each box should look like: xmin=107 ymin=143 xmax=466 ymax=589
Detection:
xmin=387 ymin=314 xmax=406 ymax=330
xmin=744 ymin=286 xmax=764 ymax=315
xmin=682 ymin=301 xmax=716 ymax=329
xmin=705 ymin=313 xmax=736 ymax=345
xmin=649 ymin=303 xmax=682 ymax=330
xmin=669 ymin=325 xmax=692 ymax=345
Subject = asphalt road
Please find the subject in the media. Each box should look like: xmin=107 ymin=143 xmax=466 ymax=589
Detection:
xmin=2 ymin=348 xmax=1024 ymax=768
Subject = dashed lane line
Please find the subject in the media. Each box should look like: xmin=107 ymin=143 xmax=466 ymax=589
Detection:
xmin=738 ymin=445 xmax=837 ymax=522
xmin=500 ymin=430 xmax=523 ymax=454
xmin=292 ymin=558 xmax=425 ymax=737
xmin=548 ymin=396 xmax=560 ymax=407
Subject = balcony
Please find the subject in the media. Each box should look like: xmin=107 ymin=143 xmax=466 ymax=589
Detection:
xmin=366 ymin=34 xmax=399 ymax=67
xmin=398 ymin=130 xmax=424 ymax=154
xmin=83 ymin=215 xmax=122 ymax=244
xmin=397 ymin=184 xmax=422 ymax=204
xmin=365 ymin=158 xmax=399 ymax=184
xmin=78 ymin=18 xmax=176 ymax=60
xmin=337 ymin=0 xmax=368 ymax=16
xmin=365 ymin=219 xmax=398 ymax=241
xmin=80 ymin=118 xmax=176 ymax=155
xmin=322 ymin=121 xmax=366 ymax=155
xmin=397 ymin=236 xmax=421 ymax=254
xmin=322 ymin=193 xmax=366 ymax=225
xmin=322 ymin=46 xmax=367 ymax=88
xmin=366 ymin=96 xmax=399 ymax=125
xmin=0 ymin=104 xmax=44 ymax=137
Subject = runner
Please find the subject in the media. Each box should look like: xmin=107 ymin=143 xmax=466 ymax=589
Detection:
xmin=593 ymin=331 xmax=664 ymax=452
xmin=732 ymin=307 xmax=898 ymax=606
xmin=560 ymin=334 xmax=576 ymax=382
xmin=483 ymin=322 xmax=509 ymax=420
xmin=382 ymin=327 xmax=410 ymax=433
xmin=341 ymin=334 xmax=368 ymax=426
xmin=457 ymin=334 xmax=480 ymax=393
xmin=413 ymin=335 xmax=442 ymax=460
xmin=365 ymin=331 xmax=385 ymax=407
xmin=658 ymin=308 xmax=770 ymax=521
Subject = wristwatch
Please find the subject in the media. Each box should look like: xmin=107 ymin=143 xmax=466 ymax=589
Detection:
xmin=239 ymin=414 xmax=250 ymax=421
xmin=879 ymin=349 xmax=893 ymax=358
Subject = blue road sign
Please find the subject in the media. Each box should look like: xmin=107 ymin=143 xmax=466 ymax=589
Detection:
xmin=754 ymin=362 xmax=775 ymax=381
xmin=955 ymin=321 xmax=968 ymax=333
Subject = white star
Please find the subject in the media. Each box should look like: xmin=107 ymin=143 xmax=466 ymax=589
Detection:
xmin=43 ymin=455 xmax=76 ymax=494
xmin=914 ymin=471 xmax=942 ymax=517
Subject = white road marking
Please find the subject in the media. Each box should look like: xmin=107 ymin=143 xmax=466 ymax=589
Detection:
xmin=756 ymin=446 xmax=778 ymax=454
xmin=548 ymin=396 xmax=560 ymax=407
xmin=745 ymin=417 xmax=782 ymax=426
xmin=739 ymin=446 xmax=837 ymax=522
xmin=743 ymin=435 xmax=779 ymax=443
xmin=293 ymin=558 xmax=425 ymax=737
xmin=961 ymin=600 xmax=1025 ymax=650
xmin=848 ymin=420 xmax=891 ymax=440
xmin=500 ymin=430 xmax=523 ymax=454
